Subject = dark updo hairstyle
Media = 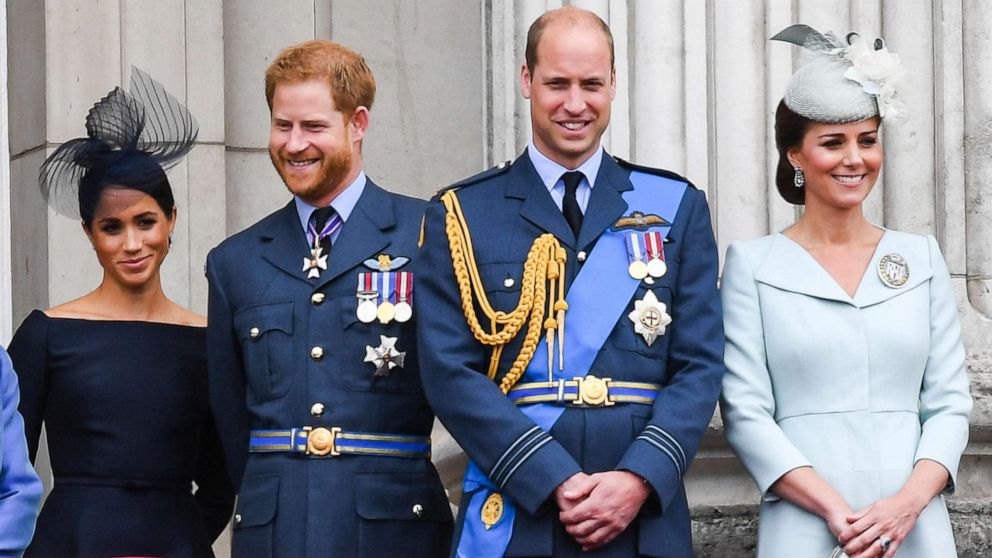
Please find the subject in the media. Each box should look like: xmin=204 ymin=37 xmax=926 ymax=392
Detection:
xmin=774 ymin=100 xmax=815 ymax=205
xmin=78 ymin=151 xmax=175 ymax=229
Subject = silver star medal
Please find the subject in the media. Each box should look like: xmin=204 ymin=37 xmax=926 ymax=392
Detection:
xmin=303 ymin=246 xmax=328 ymax=279
xmin=364 ymin=335 xmax=406 ymax=377
xmin=627 ymin=290 xmax=672 ymax=346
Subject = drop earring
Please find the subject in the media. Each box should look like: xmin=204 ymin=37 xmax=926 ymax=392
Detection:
xmin=793 ymin=166 xmax=805 ymax=188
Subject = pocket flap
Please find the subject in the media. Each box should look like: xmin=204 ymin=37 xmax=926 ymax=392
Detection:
xmin=234 ymin=302 xmax=294 ymax=340
xmin=355 ymin=472 xmax=452 ymax=522
xmin=234 ymin=475 xmax=279 ymax=529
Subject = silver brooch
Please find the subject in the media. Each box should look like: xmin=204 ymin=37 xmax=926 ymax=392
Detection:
xmin=364 ymin=335 xmax=406 ymax=377
xmin=627 ymin=290 xmax=672 ymax=346
xmin=878 ymin=253 xmax=909 ymax=289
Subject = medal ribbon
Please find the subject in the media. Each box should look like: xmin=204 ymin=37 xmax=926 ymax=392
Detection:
xmin=379 ymin=272 xmax=394 ymax=305
xmin=397 ymin=271 xmax=413 ymax=304
xmin=456 ymin=170 xmax=689 ymax=557
xmin=645 ymin=231 xmax=664 ymax=262
xmin=625 ymin=233 xmax=646 ymax=265
xmin=307 ymin=212 xmax=343 ymax=248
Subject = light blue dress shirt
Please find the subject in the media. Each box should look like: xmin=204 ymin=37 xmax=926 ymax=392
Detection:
xmin=293 ymin=170 xmax=367 ymax=244
xmin=526 ymin=142 xmax=603 ymax=214
xmin=0 ymin=346 xmax=42 ymax=557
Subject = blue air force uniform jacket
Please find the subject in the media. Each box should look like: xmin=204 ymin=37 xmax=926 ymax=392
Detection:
xmin=416 ymin=153 xmax=725 ymax=557
xmin=206 ymin=181 xmax=452 ymax=558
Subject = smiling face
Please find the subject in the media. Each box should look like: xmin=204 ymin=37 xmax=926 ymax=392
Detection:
xmin=788 ymin=118 xmax=883 ymax=211
xmin=85 ymin=188 xmax=176 ymax=290
xmin=268 ymin=79 xmax=367 ymax=206
xmin=520 ymin=19 xmax=616 ymax=169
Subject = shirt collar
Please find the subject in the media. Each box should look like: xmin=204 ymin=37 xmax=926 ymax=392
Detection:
xmin=294 ymin=170 xmax=367 ymax=233
xmin=526 ymin=141 xmax=604 ymax=192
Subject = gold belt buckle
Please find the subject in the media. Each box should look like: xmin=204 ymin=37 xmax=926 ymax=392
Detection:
xmin=574 ymin=375 xmax=614 ymax=407
xmin=304 ymin=426 xmax=341 ymax=456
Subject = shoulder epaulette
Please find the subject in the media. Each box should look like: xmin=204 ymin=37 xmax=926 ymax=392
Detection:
xmin=430 ymin=161 xmax=512 ymax=201
xmin=612 ymin=156 xmax=698 ymax=190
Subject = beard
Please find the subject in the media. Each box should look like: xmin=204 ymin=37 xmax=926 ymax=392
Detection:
xmin=270 ymin=143 xmax=354 ymax=203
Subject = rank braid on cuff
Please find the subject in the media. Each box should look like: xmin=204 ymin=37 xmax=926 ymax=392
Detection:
xmin=440 ymin=189 xmax=568 ymax=394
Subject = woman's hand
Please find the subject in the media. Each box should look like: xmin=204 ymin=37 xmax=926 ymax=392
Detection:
xmin=839 ymin=492 xmax=923 ymax=557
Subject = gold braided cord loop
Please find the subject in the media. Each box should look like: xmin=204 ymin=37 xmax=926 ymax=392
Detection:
xmin=440 ymin=190 xmax=567 ymax=394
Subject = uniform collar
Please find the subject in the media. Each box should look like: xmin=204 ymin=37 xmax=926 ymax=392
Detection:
xmin=526 ymin=141 xmax=604 ymax=193
xmin=293 ymin=170 xmax=367 ymax=232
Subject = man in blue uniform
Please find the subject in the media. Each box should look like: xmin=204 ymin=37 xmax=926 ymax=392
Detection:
xmin=206 ymin=40 xmax=452 ymax=557
xmin=0 ymin=346 xmax=42 ymax=557
xmin=417 ymin=7 xmax=724 ymax=557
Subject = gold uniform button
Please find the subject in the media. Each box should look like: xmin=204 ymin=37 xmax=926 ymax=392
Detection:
xmin=311 ymin=292 xmax=325 ymax=305
xmin=310 ymin=346 xmax=324 ymax=360
xmin=310 ymin=402 xmax=325 ymax=417
xmin=234 ymin=513 xmax=242 ymax=524
xmin=249 ymin=327 xmax=260 ymax=339
xmin=577 ymin=251 xmax=587 ymax=262
xmin=412 ymin=504 xmax=424 ymax=518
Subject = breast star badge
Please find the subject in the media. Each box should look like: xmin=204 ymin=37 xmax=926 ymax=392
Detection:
xmin=303 ymin=246 xmax=328 ymax=279
xmin=627 ymin=290 xmax=672 ymax=346
xmin=364 ymin=335 xmax=406 ymax=377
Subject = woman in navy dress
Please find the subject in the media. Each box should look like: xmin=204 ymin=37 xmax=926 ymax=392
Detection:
xmin=7 ymin=68 xmax=234 ymax=557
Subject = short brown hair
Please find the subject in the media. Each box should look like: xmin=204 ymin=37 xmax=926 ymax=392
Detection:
xmin=265 ymin=39 xmax=375 ymax=117
xmin=525 ymin=7 xmax=615 ymax=74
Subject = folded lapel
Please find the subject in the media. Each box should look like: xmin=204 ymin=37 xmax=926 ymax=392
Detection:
xmin=577 ymin=155 xmax=631 ymax=251
xmin=854 ymin=231 xmax=933 ymax=308
xmin=260 ymin=202 xmax=314 ymax=284
xmin=315 ymin=180 xmax=393 ymax=289
xmin=507 ymin=153 xmax=577 ymax=249
xmin=753 ymin=234 xmax=854 ymax=304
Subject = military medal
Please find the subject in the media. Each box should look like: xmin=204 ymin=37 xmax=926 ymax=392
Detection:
xmin=626 ymin=233 xmax=649 ymax=280
xmin=627 ymin=290 xmax=672 ymax=346
xmin=481 ymin=492 xmax=504 ymax=530
xmin=394 ymin=271 xmax=413 ymax=323
xmin=377 ymin=271 xmax=396 ymax=324
xmin=364 ymin=335 xmax=406 ymax=376
xmin=878 ymin=253 xmax=909 ymax=288
xmin=356 ymin=273 xmax=378 ymax=323
xmin=304 ymin=209 xmax=342 ymax=279
xmin=302 ymin=246 xmax=328 ymax=279
xmin=645 ymin=231 xmax=667 ymax=278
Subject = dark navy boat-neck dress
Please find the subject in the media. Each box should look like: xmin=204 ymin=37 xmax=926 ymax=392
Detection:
xmin=8 ymin=310 xmax=234 ymax=558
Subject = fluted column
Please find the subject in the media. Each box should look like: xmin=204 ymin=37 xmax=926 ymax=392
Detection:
xmin=962 ymin=0 xmax=992 ymax=319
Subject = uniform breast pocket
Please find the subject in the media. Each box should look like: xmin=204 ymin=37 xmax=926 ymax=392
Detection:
xmin=611 ymin=286 xmax=675 ymax=358
xmin=234 ymin=302 xmax=295 ymax=402
xmin=478 ymin=261 xmax=524 ymax=314
xmin=338 ymin=297 xmax=422 ymax=394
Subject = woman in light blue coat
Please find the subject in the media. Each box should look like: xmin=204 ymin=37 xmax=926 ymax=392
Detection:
xmin=0 ymin=346 xmax=43 ymax=557
xmin=720 ymin=25 xmax=972 ymax=558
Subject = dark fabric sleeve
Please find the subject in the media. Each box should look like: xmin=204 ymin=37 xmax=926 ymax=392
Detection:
xmin=193 ymin=409 xmax=236 ymax=542
xmin=615 ymin=189 xmax=726 ymax=512
xmin=205 ymin=250 xmax=251 ymax=491
xmin=7 ymin=311 xmax=50 ymax=463
xmin=416 ymin=201 xmax=582 ymax=515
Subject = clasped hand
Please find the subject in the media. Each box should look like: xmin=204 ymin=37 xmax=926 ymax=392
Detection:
xmin=837 ymin=494 xmax=923 ymax=557
xmin=554 ymin=471 xmax=651 ymax=551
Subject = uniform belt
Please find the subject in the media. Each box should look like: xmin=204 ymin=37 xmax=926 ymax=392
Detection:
xmin=507 ymin=375 xmax=661 ymax=407
xmin=249 ymin=426 xmax=431 ymax=459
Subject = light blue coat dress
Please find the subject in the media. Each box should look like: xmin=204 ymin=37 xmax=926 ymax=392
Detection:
xmin=720 ymin=230 xmax=972 ymax=558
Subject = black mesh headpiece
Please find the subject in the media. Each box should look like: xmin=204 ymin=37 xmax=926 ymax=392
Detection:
xmin=39 ymin=67 xmax=198 ymax=221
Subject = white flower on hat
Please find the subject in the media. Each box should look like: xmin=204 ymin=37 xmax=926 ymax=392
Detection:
xmin=836 ymin=35 xmax=907 ymax=119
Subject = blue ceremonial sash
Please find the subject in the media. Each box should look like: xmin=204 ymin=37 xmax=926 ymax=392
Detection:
xmin=455 ymin=171 xmax=688 ymax=557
